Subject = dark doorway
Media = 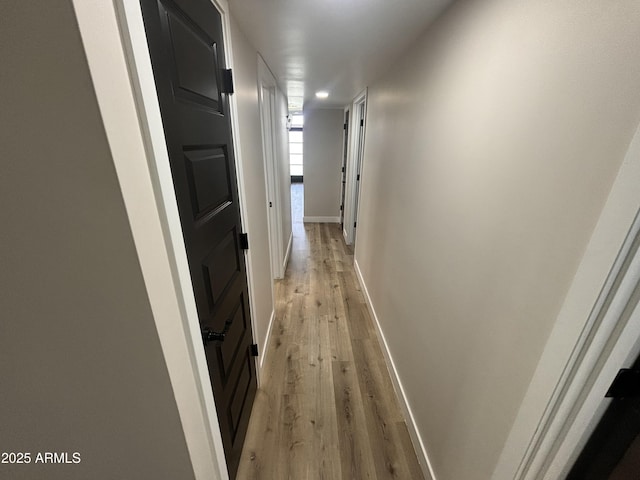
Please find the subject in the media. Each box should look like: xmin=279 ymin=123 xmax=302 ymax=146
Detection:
xmin=140 ymin=1 xmax=257 ymax=478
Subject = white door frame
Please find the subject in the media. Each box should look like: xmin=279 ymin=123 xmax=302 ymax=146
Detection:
xmin=73 ymin=1 xmax=258 ymax=478
xmin=492 ymin=123 xmax=640 ymax=479
xmin=343 ymin=89 xmax=367 ymax=246
xmin=257 ymin=55 xmax=285 ymax=279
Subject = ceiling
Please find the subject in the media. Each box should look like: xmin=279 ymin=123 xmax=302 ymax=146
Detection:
xmin=228 ymin=0 xmax=453 ymax=112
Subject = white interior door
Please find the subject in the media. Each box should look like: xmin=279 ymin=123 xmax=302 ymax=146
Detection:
xmin=258 ymin=60 xmax=284 ymax=279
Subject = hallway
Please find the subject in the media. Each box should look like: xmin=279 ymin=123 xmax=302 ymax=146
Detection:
xmin=236 ymin=184 xmax=424 ymax=479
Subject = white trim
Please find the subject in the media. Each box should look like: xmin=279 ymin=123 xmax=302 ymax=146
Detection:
xmin=303 ymin=216 xmax=341 ymax=223
xmin=259 ymin=309 xmax=276 ymax=373
xmin=354 ymin=259 xmax=438 ymax=480
xmin=492 ymin=122 xmax=640 ymax=480
xmin=257 ymin=55 xmax=285 ymax=280
xmin=283 ymin=230 xmax=293 ymax=273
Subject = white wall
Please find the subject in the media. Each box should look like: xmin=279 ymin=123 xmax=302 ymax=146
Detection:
xmin=230 ymin=16 xmax=275 ymax=363
xmin=354 ymin=1 xmax=640 ymax=479
xmin=303 ymin=108 xmax=344 ymax=222
xmin=0 ymin=2 xmax=195 ymax=479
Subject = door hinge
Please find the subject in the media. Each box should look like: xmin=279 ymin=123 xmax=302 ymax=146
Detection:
xmin=360 ymin=118 xmax=364 ymax=127
xmin=357 ymin=174 xmax=360 ymax=181
xmin=354 ymin=222 xmax=357 ymax=228
xmin=606 ymin=368 xmax=640 ymax=398
xmin=250 ymin=344 xmax=259 ymax=357
xmin=341 ymin=166 xmax=345 ymax=173
xmin=221 ymin=69 xmax=234 ymax=94
xmin=239 ymin=233 xmax=249 ymax=250
xmin=339 ymin=205 xmax=343 ymax=211
xmin=343 ymin=123 xmax=347 ymax=130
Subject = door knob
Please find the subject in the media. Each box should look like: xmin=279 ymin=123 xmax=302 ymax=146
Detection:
xmin=202 ymin=327 xmax=225 ymax=344
xmin=201 ymin=320 xmax=232 ymax=346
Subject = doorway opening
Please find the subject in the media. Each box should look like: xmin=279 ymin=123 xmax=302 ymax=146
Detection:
xmin=289 ymin=114 xmax=304 ymax=183
xmin=258 ymin=57 xmax=285 ymax=280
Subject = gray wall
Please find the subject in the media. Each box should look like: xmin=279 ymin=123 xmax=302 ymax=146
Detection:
xmin=355 ymin=0 xmax=640 ymax=479
xmin=0 ymin=2 xmax=195 ymax=479
xmin=303 ymin=108 xmax=344 ymax=221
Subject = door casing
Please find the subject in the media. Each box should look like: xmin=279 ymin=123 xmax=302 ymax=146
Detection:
xmin=343 ymin=89 xmax=367 ymax=246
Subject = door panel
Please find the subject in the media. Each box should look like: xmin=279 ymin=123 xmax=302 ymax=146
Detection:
xmin=167 ymin=10 xmax=221 ymax=108
xmin=140 ymin=1 xmax=256 ymax=478
xmin=184 ymin=148 xmax=232 ymax=220
xmin=202 ymin=229 xmax=240 ymax=306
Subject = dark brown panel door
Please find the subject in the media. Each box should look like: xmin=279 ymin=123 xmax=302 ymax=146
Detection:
xmin=140 ymin=1 xmax=256 ymax=478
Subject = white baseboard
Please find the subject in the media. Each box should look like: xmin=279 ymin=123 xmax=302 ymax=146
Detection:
xmin=303 ymin=216 xmax=340 ymax=223
xmin=259 ymin=309 xmax=276 ymax=376
xmin=283 ymin=231 xmax=293 ymax=273
xmin=353 ymin=259 xmax=437 ymax=480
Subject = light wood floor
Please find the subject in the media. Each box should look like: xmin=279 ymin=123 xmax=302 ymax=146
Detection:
xmin=236 ymin=185 xmax=424 ymax=480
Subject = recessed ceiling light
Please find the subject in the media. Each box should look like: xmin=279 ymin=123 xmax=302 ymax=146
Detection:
xmin=315 ymin=91 xmax=329 ymax=99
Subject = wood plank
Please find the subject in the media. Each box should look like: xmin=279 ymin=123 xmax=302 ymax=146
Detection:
xmin=333 ymin=360 xmax=378 ymax=480
xmin=276 ymin=393 xmax=310 ymax=480
xmin=395 ymin=421 xmax=428 ymax=480
xmin=236 ymin=201 xmax=423 ymax=480
xmin=234 ymin=389 xmax=281 ymax=480
xmin=338 ymin=270 xmax=370 ymax=340
xmin=352 ymin=339 xmax=404 ymax=424
xmin=352 ymin=339 xmax=422 ymax=479
xmin=310 ymin=315 xmax=342 ymax=480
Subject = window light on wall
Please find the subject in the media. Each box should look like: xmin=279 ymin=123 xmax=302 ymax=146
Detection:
xmin=289 ymin=114 xmax=303 ymax=177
